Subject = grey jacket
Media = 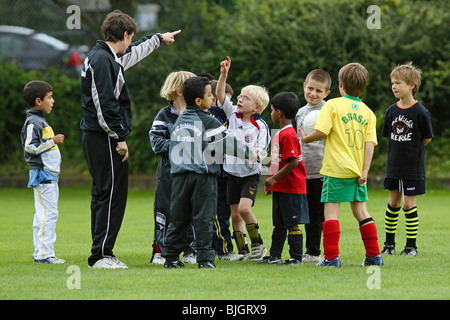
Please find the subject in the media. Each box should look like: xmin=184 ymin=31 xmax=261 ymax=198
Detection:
xmin=21 ymin=109 xmax=61 ymax=176
xmin=169 ymin=106 xmax=252 ymax=177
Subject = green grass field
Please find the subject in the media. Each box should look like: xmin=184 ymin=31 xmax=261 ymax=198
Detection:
xmin=0 ymin=187 xmax=449 ymax=301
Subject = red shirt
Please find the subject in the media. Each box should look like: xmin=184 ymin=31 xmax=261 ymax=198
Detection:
xmin=269 ymin=125 xmax=307 ymax=194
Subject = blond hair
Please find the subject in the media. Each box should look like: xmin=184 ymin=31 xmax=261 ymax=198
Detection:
xmin=160 ymin=71 xmax=196 ymax=101
xmin=338 ymin=62 xmax=369 ymax=97
xmin=390 ymin=62 xmax=422 ymax=96
xmin=241 ymin=85 xmax=270 ymax=112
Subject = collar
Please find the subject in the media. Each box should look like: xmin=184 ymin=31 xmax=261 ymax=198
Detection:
xmin=235 ymin=113 xmax=260 ymax=130
xmin=27 ymin=108 xmax=45 ymax=117
xmin=344 ymin=95 xmax=362 ymax=102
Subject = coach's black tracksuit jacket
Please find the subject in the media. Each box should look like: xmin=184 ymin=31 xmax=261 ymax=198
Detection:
xmin=80 ymin=34 xmax=162 ymax=266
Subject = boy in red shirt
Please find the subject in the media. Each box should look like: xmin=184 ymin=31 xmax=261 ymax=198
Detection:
xmin=261 ymin=92 xmax=309 ymax=265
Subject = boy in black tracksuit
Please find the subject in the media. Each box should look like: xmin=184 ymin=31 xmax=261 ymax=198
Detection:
xmin=80 ymin=10 xmax=180 ymax=268
xmin=163 ymin=77 xmax=256 ymax=268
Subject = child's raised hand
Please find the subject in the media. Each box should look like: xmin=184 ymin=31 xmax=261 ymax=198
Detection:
xmin=220 ymin=56 xmax=231 ymax=74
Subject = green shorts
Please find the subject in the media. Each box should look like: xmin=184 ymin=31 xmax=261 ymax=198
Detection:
xmin=321 ymin=176 xmax=368 ymax=203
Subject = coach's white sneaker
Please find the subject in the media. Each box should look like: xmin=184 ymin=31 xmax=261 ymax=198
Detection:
xmin=90 ymin=257 xmax=128 ymax=269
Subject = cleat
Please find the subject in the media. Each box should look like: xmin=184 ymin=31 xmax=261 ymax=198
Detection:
xmin=381 ymin=243 xmax=395 ymax=255
xmin=360 ymin=254 xmax=384 ymax=266
xmin=249 ymin=244 xmax=267 ymax=261
xmin=283 ymin=258 xmax=302 ymax=265
xmin=218 ymin=251 xmax=244 ymax=261
xmin=35 ymin=256 xmax=65 ymax=264
xmin=151 ymin=253 xmax=165 ymax=265
xmin=198 ymin=261 xmax=216 ymax=269
xmin=317 ymin=256 xmax=341 ymax=268
xmin=257 ymin=255 xmax=282 ymax=264
xmin=302 ymin=253 xmax=321 ymax=263
xmin=182 ymin=252 xmax=197 ymax=264
xmin=164 ymin=260 xmax=184 ymax=269
xmin=400 ymin=246 xmax=418 ymax=257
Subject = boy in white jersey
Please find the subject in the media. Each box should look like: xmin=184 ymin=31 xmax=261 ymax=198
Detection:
xmin=300 ymin=62 xmax=383 ymax=268
xmin=216 ymin=56 xmax=270 ymax=261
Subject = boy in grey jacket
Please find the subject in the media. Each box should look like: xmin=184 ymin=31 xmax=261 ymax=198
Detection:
xmin=163 ymin=76 xmax=257 ymax=268
xmin=21 ymin=80 xmax=65 ymax=264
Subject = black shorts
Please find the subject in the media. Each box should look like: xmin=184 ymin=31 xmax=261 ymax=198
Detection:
xmin=272 ymin=192 xmax=309 ymax=228
xmin=383 ymin=178 xmax=425 ymax=196
xmin=227 ymin=173 xmax=260 ymax=205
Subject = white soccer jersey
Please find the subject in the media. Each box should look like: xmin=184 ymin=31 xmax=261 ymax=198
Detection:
xmin=217 ymin=96 xmax=270 ymax=177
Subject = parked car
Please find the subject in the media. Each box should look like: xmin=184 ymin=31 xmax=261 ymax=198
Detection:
xmin=0 ymin=25 xmax=87 ymax=77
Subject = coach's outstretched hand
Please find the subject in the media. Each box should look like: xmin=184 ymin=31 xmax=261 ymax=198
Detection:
xmin=161 ymin=30 xmax=181 ymax=45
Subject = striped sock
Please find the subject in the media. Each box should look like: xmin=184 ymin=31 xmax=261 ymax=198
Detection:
xmin=384 ymin=204 xmax=400 ymax=244
xmin=404 ymin=207 xmax=419 ymax=248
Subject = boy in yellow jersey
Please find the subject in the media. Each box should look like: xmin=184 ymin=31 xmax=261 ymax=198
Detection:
xmin=300 ymin=62 xmax=383 ymax=267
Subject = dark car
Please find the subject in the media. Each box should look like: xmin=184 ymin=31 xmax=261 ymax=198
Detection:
xmin=0 ymin=25 xmax=87 ymax=77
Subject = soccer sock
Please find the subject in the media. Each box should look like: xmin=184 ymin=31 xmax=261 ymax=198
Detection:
xmin=288 ymin=229 xmax=303 ymax=260
xmin=384 ymin=204 xmax=400 ymax=244
xmin=404 ymin=207 xmax=419 ymax=248
xmin=359 ymin=220 xmax=381 ymax=257
xmin=246 ymin=223 xmax=263 ymax=245
xmin=322 ymin=220 xmax=340 ymax=261
xmin=270 ymin=227 xmax=286 ymax=258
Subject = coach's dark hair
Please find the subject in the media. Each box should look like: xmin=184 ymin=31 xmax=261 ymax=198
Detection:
xmin=271 ymin=92 xmax=300 ymax=119
xmin=23 ymin=81 xmax=53 ymax=107
xmin=182 ymin=76 xmax=210 ymax=107
xmin=101 ymin=10 xmax=137 ymax=42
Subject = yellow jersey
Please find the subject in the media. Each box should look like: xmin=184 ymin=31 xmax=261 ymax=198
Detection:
xmin=314 ymin=95 xmax=377 ymax=178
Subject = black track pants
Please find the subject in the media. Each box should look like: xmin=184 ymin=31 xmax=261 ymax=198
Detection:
xmin=82 ymin=130 xmax=128 ymax=266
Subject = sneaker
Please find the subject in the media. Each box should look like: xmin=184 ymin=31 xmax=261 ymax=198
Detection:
xmin=198 ymin=261 xmax=216 ymax=269
xmin=218 ymin=251 xmax=244 ymax=261
xmin=164 ymin=260 xmax=184 ymax=269
xmin=316 ymin=256 xmax=341 ymax=268
xmin=110 ymin=257 xmax=128 ymax=268
xmin=90 ymin=257 xmax=128 ymax=269
xmin=381 ymin=243 xmax=395 ymax=255
xmin=257 ymin=255 xmax=282 ymax=264
xmin=240 ymin=250 xmax=251 ymax=261
xmin=35 ymin=256 xmax=65 ymax=264
xmin=400 ymin=246 xmax=418 ymax=257
xmin=360 ymin=254 xmax=384 ymax=266
xmin=302 ymin=253 xmax=321 ymax=263
xmin=182 ymin=252 xmax=197 ymax=264
xmin=151 ymin=253 xmax=165 ymax=265
xmin=249 ymin=243 xmax=267 ymax=261
xmin=283 ymin=258 xmax=302 ymax=265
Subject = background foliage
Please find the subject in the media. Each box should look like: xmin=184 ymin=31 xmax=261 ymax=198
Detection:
xmin=1 ymin=0 xmax=448 ymax=178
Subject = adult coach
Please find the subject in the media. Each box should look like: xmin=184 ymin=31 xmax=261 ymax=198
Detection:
xmin=80 ymin=10 xmax=180 ymax=269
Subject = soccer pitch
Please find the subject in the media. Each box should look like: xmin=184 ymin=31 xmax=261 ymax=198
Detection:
xmin=0 ymin=187 xmax=449 ymax=301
